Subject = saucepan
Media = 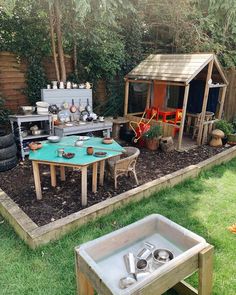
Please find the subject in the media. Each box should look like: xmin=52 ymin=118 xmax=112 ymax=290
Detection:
xmin=32 ymin=129 xmax=45 ymax=136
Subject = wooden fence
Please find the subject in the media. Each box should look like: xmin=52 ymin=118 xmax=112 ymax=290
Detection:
xmin=224 ymin=68 xmax=236 ymax=122
xmin=0 ymin=51 xmax=73 ymax=112
xmin=1 ymin=51 xmax=236 ymax=121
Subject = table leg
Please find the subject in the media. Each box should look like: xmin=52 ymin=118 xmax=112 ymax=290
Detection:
xmin=92 ymin=162 xmax=98 ymax=193
xmin=32 ymin=161 xmax=42 ymax=200
xmin=99 ymin=160 xmax=105 ymax=186
xmin=81 ymin=166 xmax=87 ymax=206
xmin=77 ymin=270 xmax=94 ymax=295
xmin=60 ymin=166 xmax=66 ymax=181
xmin=198 ymin=245 xmax=214 ymax=295
xmin=50 ymin=164 xmax=57 ymax=187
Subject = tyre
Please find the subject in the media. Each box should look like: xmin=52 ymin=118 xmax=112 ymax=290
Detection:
xmin=0 ymin=156 xmax=18 ymax=172
xmin=0 ymin=144 xmax=17 ymax=160
xmin=0 ymin=133 xmax=15 ymax=148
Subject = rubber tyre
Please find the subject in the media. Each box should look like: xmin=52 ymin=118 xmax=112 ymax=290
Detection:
xmin=0 ymin=143 xmax=17 ymax=160
xmin=0 ymin=156 xmax=18 ymax=172
xmin=0 ymin=133 xmax=15 ymax=148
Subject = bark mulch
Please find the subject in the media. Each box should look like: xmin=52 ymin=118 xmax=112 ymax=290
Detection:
xmin=0 ymin=144 xmax=229 ymax=226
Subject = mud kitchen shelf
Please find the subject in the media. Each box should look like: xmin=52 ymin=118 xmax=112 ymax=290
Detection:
xmin=9 ymin=114 xmax=53 ymax=161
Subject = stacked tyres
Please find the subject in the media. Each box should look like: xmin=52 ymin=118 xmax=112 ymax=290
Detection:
xmin=0 ymin=131 xmax=18 ymax=172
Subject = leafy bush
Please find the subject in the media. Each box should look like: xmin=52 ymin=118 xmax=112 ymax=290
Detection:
xmin=143 ymin=125 xmax=162 ymax=139
xmin=215 ymin=120 xmax=234 ymax=136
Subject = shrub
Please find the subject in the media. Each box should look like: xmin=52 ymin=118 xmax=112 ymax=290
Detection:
xmin=143 ymin=125 xmax=162 ymax=139
xmin=215 ymin=120 xmax=234 ymax=136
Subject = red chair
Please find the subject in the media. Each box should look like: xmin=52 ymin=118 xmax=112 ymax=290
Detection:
xmin=168 ymin=108 xmax=183 ymax=137
xmin=145 ymin=107 xmax=159 ymax=121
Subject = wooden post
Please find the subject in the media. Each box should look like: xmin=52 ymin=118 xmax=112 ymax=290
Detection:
xmin=217 ymin=86 xmax=227 ymax=119
xmin=75 ymin=252 xmax=94 ymax=295
xmin=60 ymin=166 xmax=66 ymax=181
xmin=146 ymin=82 xmax=151 ymax=109
xmin=197 ymin=60 xmax=214 ymax=145
xmin=50 ymin=164 xmax=57 ymax=187
xmin=32 ymin=161 xmax=42 ymax=200
xmin=177 ymin=84 xmax=190 ymax=150
xmin=92 ymin=162 xmax=98 ymax=193
xmin=198 ymin=245 xmax=214 ymax=295
xmin=81 ymin=166 xmax=87 ymax=207
xmin=124 ymin=79 xmax=129 ymax=116
xmin=99 ymin=160 xmax=105 ymax=186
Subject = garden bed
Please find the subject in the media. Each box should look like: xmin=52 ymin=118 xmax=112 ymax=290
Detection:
xmin=0 ymin=144 xmax=229 ymax=226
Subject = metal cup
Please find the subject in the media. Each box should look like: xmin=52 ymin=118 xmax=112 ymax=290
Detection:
xmin=152 ymin=249 xmax=174 ymax=267
xmin=136 ymin=259 xmax=148 ymax=272
xmin=56 ymin=148 xmax=64 ymax=157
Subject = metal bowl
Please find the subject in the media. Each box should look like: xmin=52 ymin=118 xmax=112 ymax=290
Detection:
xmin=47 ymin=136 xmax=61 ymax=143
xmin=21 ymin=106 xmax=35 ymax=115
xmin=153 ymin=249 xmax=174 ymax=266
xmin=32 ymin=129 xmax=45 ymax=136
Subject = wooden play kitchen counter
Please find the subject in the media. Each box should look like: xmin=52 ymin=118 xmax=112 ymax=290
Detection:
xmin=54 ymin=120 xmax=113 ymax=137
xmin=29 ymin=136 xmax=124 ymax=206
xmin=75 ymin=214 xmax=213 ymax=295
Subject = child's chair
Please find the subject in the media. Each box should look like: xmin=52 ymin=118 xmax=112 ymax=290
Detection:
xmin=145 ymin=107 xmax=159 ymax=121
xmin=168 ymin=108 xmax=183 ymax=137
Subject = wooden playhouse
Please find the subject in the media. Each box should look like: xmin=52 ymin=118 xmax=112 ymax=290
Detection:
xmin=124 ymin=53 xmax=228 ymax=150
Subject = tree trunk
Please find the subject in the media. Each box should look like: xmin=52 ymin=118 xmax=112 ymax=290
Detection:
xmin=54 ymin=0 xmax=66 ymax=82
xmin=73 ymin=43 xmax=78 ymax=77
xmin=49 ymin=4 xmax=60 ymax=82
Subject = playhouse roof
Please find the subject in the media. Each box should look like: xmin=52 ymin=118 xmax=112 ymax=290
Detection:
xmin=126 ymin=53 xmax=228 ymax=85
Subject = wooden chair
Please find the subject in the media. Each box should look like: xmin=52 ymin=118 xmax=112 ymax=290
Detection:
xmin=192 ymin=111 xmax=214 ymax=142
xmin=107 ymin=147 xmax=140 ymax=189
xmin=167 ymin=108 xmax=183 ymax=137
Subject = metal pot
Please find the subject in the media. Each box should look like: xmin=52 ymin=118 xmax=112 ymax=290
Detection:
xmin=32 ymin=129 xmax=45 ymax=136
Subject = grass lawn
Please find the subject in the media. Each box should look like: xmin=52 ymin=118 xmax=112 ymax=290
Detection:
xmin=1 ymin=158 xmax=236 ymax=295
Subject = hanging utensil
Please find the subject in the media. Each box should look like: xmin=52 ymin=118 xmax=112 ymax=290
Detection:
xmin=70 ymin=99 xmax=77 ymax=113
xmin=78 ymin=99 xmax=84 ymax=112
xmin=85 ymin=98 xmax=92 ymax=113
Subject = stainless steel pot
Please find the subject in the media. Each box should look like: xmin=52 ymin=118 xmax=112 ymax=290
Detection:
xmin=32 ymin=129 xmax=45 ymax=136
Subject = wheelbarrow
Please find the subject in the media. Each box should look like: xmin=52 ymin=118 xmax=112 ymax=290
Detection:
xmin=129 ymin=109 xmax=158 ymax=143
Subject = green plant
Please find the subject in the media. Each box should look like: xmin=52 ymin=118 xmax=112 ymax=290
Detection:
xmin=143 ymin=125 xmax=162 ymax=139
xmin=231 ymin=115 xmax=236 ymax=133
xmin=214 ymin=119 xmax=234 ymax=136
